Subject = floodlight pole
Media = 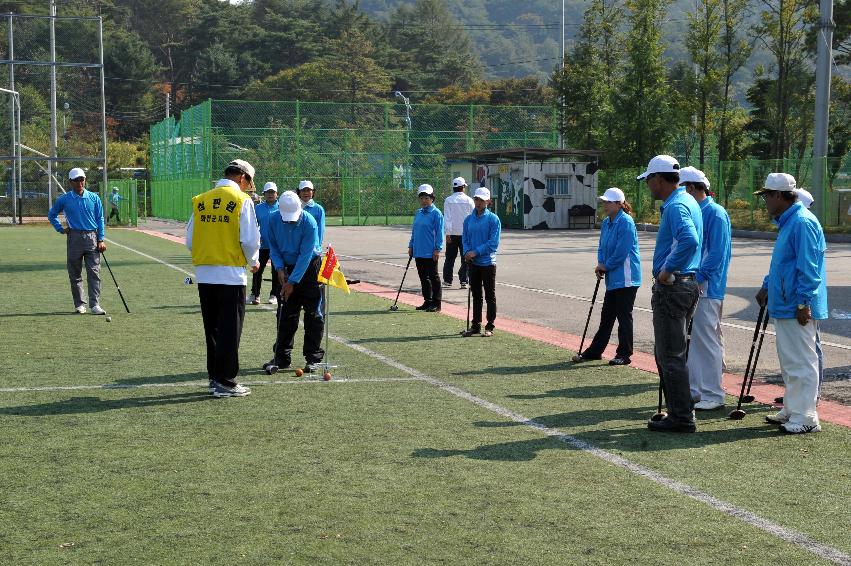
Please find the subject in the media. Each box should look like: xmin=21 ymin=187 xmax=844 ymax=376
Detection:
xmin=812 ymin=0 xmax=834 ymax=223
xmin=1 ymin=86 xmax=21 ymax=224
xmin=49 ymin=0 xmax=58 ymax=207
xmin=558 ymin=0 xmax=565 ymax=150
xmin=395 ymin=91 xmax=413 ymax=190
xmin=99 ymin=17 xmax=108 ymax=203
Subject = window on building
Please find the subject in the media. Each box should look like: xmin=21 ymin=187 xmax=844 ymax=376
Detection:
xmin=546 ymin=175 xmax=572 ymax=197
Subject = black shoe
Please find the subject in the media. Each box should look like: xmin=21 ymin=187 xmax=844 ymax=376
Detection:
xmin=425 ymin=304 xmax=441 ymax=312
xmin=415 ymin=303 xmax=430 ymax=310
xmin=302 ymin=364 xmax=316 ymax=373
xmin=609 ymin=357 xmax=631 ymax=366
xmin=774 ymin=396 xmax=784 ymax=404
xmin=647 ymin=417 xmax=696 ymax=433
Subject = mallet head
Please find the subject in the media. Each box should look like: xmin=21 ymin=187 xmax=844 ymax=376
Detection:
xmin=389 ymin=305 xmax=398 ymax=311
xmin=728 ymin=409 xmax=747 ymax=420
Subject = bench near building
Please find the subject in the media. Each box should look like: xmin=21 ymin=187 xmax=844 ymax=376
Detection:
xmin=445 ymin=148 xmax=602 ymax=229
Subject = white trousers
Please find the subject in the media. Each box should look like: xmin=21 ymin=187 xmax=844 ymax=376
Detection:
xmin=774 ymin=318 xmax=820 ymax=427
xmin=687 ymin=298 xmax=726 ymax=404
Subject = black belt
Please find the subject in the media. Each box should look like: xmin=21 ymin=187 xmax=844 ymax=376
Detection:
xmin=674 ymin=273 xmax=695 ymax=281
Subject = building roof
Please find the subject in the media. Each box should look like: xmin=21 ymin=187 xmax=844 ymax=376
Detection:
xmin=445 ymin=147 xmax=601 ymax=164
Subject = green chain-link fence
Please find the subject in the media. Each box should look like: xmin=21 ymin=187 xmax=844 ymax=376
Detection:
xmin=151 ymin=99 xmax=850 ymax=230
xmin=151 ymin=99 xmax=557 ymax=224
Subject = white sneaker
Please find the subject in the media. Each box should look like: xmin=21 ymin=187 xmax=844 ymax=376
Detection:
xmin=764 ymin=411 xmax=789 ymax=424
xmin=75 ymin=305 xmax=87 ymax=314
xmin=694 ymin=400 xmax=724 ymax=411
xmin=90 ymin=305 xmax=106 ymax=315
xmin=246 ymin=294 xmax=257 ymax=305
xmin=779 ymin=422 xmax=821 ymax=434
xmin=268 ymin=295 xmax=278 ymax=305
xmin=212 ymin=382 xmax=251 ymax=398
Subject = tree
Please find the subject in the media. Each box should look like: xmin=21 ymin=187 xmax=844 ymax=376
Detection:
xmin=753 ymin=0 xmax=817 ymax=158
xmin=386 ymin=0 xmax=482 ymax=92
xmin=103 ymin=29 xmax=161 ymax=140
xmin=716 ymin=0 xmax=753 ymax=162
xmin=686 ymin=0 xmax=723 ymax=165
xmin=611 ymin=0 xmax=672 ymax=166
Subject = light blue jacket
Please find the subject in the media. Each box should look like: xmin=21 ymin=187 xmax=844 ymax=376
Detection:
xmin=762 ymin=202 xmax=828 ymax=320
xmin=266 ymin=210 xmax=320 ymax=284
xmin=303 ymin=200 xmax=326 ymax=245
xmin=652 ymin=187 xmax=703 ymax=277
xmin=597 ymin=209 xmax=641 ymax=290
xmin=462 ymin=208 xmax=501 ymax=266
xmin=409 ymin=204 xmax=444 ymax=258
xmin=255 ymin=201 xmax=279 ymax=249
xmin=48 ymin=189 xmax=105 ymax=241
xmin=695 ymin=196 xmax=732 ymax=300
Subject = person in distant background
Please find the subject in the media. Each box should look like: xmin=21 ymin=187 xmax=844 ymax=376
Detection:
xmin=108 ymin=187 xmax=123 ymax=224
xmin=249 ymin=182 xmax=282 ymax=306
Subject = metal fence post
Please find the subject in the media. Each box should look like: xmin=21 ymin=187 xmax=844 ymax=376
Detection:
xmin=295 ymin=99 xmax=301 ymax=180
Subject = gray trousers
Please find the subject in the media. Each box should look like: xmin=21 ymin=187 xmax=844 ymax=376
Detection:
xmin=651 ymin=279 xmax=700 ymax=423
xmin=67 ymin=230 xmax=101 ymax=308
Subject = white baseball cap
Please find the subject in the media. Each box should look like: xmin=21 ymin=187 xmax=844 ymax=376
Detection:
xmin=278 ymin=191 xmax=302 ymax=222
xmin=795 ymin=188 xmax=814 ymax=208
xmin=68 ymin=167 xmax=86 ymax=180
xmin=263 ymin=182 xmax=278 ymax=193
xmin=298 ymin=180 xmax=314 ymax=192
xmin=452 ymin=176 xmax=467 ymax=188
xmin=227 ymin=159 xmax=255 ymax=180
xmin=598 ymin=187 xmax=626 ymax=202
xmin=678 ymin=166 xmax=711 ymax=189
xmin=636 ymin=155 xmax=680 ymax=180
xmin=473 ymin=187 xmax=490 ymax=200
xmin=417 ymin=184 xmax=434 ymax=196
xmin=755 ymin=172 xmax=796 ymax=194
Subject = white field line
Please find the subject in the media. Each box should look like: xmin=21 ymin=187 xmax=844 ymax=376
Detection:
xmin=0 ymin=376 xmax=419 ymax=393
xmin=105 ymin=238 xmax=195 ymax=277
xmin=339 ymin=254 xmax=851 ymax=352
xmin=331 ymin=333 xmax=851 ymax=566
xmin=50 ymin=241 xmax=851 ymax=564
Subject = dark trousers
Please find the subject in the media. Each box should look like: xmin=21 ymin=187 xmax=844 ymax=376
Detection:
xmin=252 ymin=248 xmax=282 ymax=298
xmin=108 ymin=206 xmax=121 ymax=223
xmin=582 ymin=286 xmax=638 ymax=359
xmin=651 ymin=279 xmax=700 ymax=423
xmin=442 ymin=235 xmax=468 ymax=285
xmin=415 ymin=257 xmax=441 ymax=307
xmin=274 ymin=257 xmax=325 ymax=366
xmin=198 ymin=283 xmax=246 ymax=387
xmin=469 ymin=264 xmax=496 ymax=330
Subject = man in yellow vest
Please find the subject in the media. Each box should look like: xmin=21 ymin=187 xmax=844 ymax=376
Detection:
xmin=186 ymin=159 xmax=261 ymax=397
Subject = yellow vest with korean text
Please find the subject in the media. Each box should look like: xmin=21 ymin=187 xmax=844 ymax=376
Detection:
xmin=191 ymin=184 xmax=249 ymax=266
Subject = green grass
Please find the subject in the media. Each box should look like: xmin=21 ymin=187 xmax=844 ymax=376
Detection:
xmin=1 ymin=225 xmax=849 ymax=565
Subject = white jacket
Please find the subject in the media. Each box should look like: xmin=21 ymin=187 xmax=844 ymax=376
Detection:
xmin=443 ymin=191 xmax=475 ymax=236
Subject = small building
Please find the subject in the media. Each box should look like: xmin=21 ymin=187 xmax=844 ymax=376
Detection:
xmin=445 ymin=148 xmax=601 ymax=229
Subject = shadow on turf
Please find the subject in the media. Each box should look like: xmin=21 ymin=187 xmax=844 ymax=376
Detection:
xmin=453 ymin=361 xmax=596 ymax=377
xmin=412 ymin=410 xmax=777 ymax=461
xmin=508 ymin=382 xmax=656 ymax=399
xmin=0 ymin=391 xmax=211 ymax=416
xmin=0 ymin=311 xmax=80 ymax=318
xmin=110 ymin=371 xmax=210 ymax=386
xmin=350 ymin=333 xmax=463 ymax=344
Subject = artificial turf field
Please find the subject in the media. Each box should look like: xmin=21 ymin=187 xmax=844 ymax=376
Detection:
xmin=1 ymin=225 xmax=850 ymax=565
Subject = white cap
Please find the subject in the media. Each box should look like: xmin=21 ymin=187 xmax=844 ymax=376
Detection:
xmin=678 ymin=166 xmax=711 ymax=189
xmin=226 ymin=159 xmax=255 ymax=179
xmin=417 ymin=184 xmax=434 ymax=196
xmin=263 ymin=182 xmax=278 ymax=193
xmin=756 ymin=172 xmax=797 ymax=194
xmin=598 ymin=187 xmax=626 ymax=202
xmin=795 ymin=188 xmax=814 ymax=208
xmin=112 ymin=187 xmax=119 ymax=192
xmin=298 ymin=180 xmax=314 ymax=192
xmin=636 ymin=155 xmax=680 ymax=180
xmin=278 ymin=191 xmax=302 ymax=222
xmin=473 ymin=187 xmax=490 ymax=200
xmin=68 ymin=167 xmax=86 ymax=180
xmin=452 ymin=176 xmax=467 ymax=188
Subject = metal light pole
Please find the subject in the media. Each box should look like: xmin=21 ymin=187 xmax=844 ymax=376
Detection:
xmin=395 ymin=91 xmax=413 ymax=190
xmin=558 ymin=0 xmax=566 ymax=150
xmin=812 ymin=0 xmax=834 ymax=223
xmin=1 ymin=87 xmax=21 ymax=224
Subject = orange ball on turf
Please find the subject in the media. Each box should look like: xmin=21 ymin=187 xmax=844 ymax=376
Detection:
xmin=323 ymin=372 xmax=332 ymax=381
xmin=295 ymin=368 xmax=304 ymax=377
